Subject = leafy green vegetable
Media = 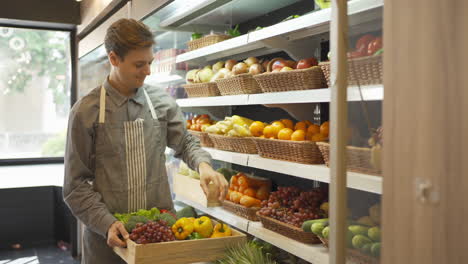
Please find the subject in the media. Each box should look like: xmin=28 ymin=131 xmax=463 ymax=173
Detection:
xmin=113 ymin=207 xmax=161 ymax=225
xmin=216 ymin=242 xmax=277 ymax=264
xmin=227 ymin=24 xmax=241 ymax=37
xmin=191 ymin=32 xmax=203 ymax=40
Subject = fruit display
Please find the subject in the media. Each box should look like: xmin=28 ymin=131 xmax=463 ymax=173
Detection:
xmin=250 ymin=119 xmax=329 ymax=142
xmin=186 ymin=114 xmax=215 ymax=132
xmin=204 ymin=115 xmax=254 ymax=137
xmin=309 ymin=203 xmax=382 ymax=259
xmin=226 ymin=172 xmax=271 ymax=208
xmin=267 ymin=56 xmax=319 ymax=73
xmin=258 ymin=186 xmax=327 ymax=227
xmin=348 ymin=34 xmax=383 ymax=59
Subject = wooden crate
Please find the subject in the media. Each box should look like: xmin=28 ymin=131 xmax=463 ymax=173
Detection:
xmin=173 ymin=173 xmax=221 ymax=207
xmin=113 ymin=221 xmax=246 ymax=264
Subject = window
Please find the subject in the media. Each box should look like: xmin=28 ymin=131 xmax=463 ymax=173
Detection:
xmin=0 ymin=26 xmax=71 ymax=159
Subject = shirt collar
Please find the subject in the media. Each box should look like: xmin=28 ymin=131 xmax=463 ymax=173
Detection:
xmin=103 ymin=77 xmax=146 ymax=107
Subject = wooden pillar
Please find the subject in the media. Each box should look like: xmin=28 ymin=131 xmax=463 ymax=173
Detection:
xmin=383 ymin=1 xmax=468 ymax=263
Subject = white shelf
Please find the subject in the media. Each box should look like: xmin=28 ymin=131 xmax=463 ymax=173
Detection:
xmin=177 ymin=94 xmax=250 ymax=107
xmin=248 ymin=221 xmax=330 ymax=264
xmin=202 ymin=147 xmax=249 ymax=166
xmin=203 ymin=147 xmax=382 ymax=194
xmin=176 ymin=85 xmax=383 ymax=107
xmin=175 ymin=196 xmax=249 ymax=232
xmin=175 ymin=0 xmax=383 ymax=64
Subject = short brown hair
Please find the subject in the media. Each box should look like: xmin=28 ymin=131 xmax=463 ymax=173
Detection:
xmin=104 ymin=18 xmax=155 ymax=59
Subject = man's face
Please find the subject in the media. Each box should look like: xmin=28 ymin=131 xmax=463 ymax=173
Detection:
xmin=110 ymin=46 xmax=154 ymax=89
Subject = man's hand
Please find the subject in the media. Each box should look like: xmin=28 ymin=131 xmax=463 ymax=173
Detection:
xmin=198 ymin=162 xmax=229 ymax=201
xmin=107 ymin=221 xmax=129 ymax=248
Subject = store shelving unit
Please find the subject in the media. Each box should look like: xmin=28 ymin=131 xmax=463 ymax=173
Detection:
xmin=176 ymin=84 xmax=383 ymax=107
xmin=202 ymin=147 xmax=382 ymax=194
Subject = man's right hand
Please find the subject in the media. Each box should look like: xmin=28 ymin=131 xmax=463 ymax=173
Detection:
xmin=107 ymin=221 xmax=129 ymax=248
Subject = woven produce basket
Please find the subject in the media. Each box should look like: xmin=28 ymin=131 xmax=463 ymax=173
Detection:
xmin=187 ymin=34 xmax=232 ymax=51
xmin=253 ymin=66 xmax=327 ymax=93
xmin=320 ymin=54 xmax=383 ymax=86
xmin=208 ymin=134 xmax=257 ymax=154
xmin=215 ymin=74 xmax=262 ymax=95
xmin=253 ymin=137 xmax=324 ymax=164
xmin=316 ymin=142 xmax=382 ymax=176
xmin=188 ymin=130 xmax=214 ymax=148
xmin=319 ymin=237 xmax=379 ymax=264
xmin=223 ymin=200 xmax=260 ymax=221
xmin=256 ymin=212 xmax=321 ymax=244
xmin=182 ymin=82 xmax=220 ymax=98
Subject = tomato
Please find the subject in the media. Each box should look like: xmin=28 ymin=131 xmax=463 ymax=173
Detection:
xmin=368 ymin=37 xmax=383 ymax=56
xmin=355 ymin=34 xmax=375 ymax=56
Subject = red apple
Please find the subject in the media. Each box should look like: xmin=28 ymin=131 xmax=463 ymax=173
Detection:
xmin=296 ymin=57 xmax=319 ymax=69
xmin=272 ymin=59 xmax=288 ymax=71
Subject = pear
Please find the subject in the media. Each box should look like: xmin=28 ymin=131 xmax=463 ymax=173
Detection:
xmin=371 ymin=242 xmax=381 ymax=257
xmin=361 ymin=243 xmax=372 ymax=255
xmin=311 ymin=223 xmax=326 ymax=236
xmin=322 ymin=226 xmax=330 ymax=239
xmin=212 ymin=61 xmax=225 ymax=73
xmin=368 ymin=226 xmax=381 ymax=242
xmin=352 ymin=234 xmax=372 ymax=249
xmin=349 ymin=225 xmax=370 ymax=236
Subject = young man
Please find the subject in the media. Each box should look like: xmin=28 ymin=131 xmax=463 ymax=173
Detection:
xmin=63 ymin=19 xmax=228 ymax=263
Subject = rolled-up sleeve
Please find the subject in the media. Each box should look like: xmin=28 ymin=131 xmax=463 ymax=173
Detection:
xmin=63 ymin=106 xmax=116 ymax=238
xmin=165 ymin=100 xmax=212 ymax=172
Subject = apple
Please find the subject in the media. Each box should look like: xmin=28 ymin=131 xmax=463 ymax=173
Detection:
xmin=272 ymin=59 xmax=288 ymax=71
xmin=286 ymin=60 xmax=297 ymax=69
xmin=296 ymin=57 xmax=318 ymax=69
xmin=225 ymin=59 xmax=237 ymax=71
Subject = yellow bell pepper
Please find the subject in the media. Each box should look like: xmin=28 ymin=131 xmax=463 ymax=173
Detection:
xmin=171 ymin=217 xmax=194 ymax=240
xmin=187 ymin=217 xmax=196 ymax=223
xmin=210 ymin=221 xmax=232 ymax=238
xmin=193 ymin=216 xmax=214 ymax=238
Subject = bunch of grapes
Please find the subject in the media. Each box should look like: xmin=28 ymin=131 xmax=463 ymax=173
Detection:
xmin=258 ymin=186 xmax=328 ymax=227
xmin=129 ymin=220 xmax=175 ymax=244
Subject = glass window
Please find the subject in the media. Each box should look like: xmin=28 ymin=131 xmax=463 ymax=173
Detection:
xmin=0 ymin=27 xmax=71 ymax=159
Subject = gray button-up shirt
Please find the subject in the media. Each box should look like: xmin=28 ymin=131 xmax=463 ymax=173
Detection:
xmin=63 ymin=79 xmax=211 ymax=237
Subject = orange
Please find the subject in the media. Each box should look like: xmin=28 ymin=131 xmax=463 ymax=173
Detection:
xmin=294 ymin=121 xmax=307 ymax=131
xmin=304 ymin=120 xmax=313 ymax=127
xmin=320 ymin=121 xmax=330 ymax=137
xmin=243 ymin=188 xmax=257 ymax=197
xmin=307 ymin=124 xmax=320 ymax=134
xmin=278 ymin=128 xmax=293 ymax=140
xmin=259 ymin=135 xmax=265 ymax=138
xmin=249 ymin=121 xmax=265 ymax=137
xmin=280 ymin=119 xmax=294 ymax=129
xmin=305 ymin=131 xmax=315 ymax=141
xmin=271 ymin=121 xmax=285 ymax=137
xmin=312 ymin=133 xmax=328 ymax=142
xmin=291 ymin=130 xmax=306 ymax=141
xmin=263 ymin=125 xmax=276 ymax=139
xmin=263 ymin=125 xmax=276 ymax=138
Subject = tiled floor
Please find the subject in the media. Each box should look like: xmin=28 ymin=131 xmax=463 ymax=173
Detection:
xmin=0 ymin=244 xmax=79 ymax=264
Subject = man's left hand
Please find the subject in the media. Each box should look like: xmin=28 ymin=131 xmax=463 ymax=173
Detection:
xmin=198 ymin=162 xmax=228 ymax=201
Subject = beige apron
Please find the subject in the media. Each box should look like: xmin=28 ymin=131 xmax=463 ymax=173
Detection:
xmin=83 ymin=86 xmax=174 ymax=264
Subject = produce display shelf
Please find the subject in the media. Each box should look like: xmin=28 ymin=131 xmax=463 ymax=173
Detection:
xmin=175 ymin=0 xmax=383 ymax=64
xmin=175 ymin=196 xmax=249 ymax=233
xmin=248 ymin=221 xmax=330 ymax=264
xmin=202 ymin=147 xmax=249 ymax=166
xmin=203 ymin=147 xmax=382 ymax=194
xmin=177 ymin=85 xmax=383 ymax=107
xmin=174 ymin=198 xmax=329 ymax=264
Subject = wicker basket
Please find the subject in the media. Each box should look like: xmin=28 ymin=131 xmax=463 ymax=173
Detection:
xmin=182 ymin=82 xmax=220 ymax=98
xmin=208 ymin=134 xmax=257 ymax=154
xmin=187 ymin=34 xmax=232 ymax=51
xmin=215 ymin=74 xmax=262 ymax=95
xmin=222 ymin=200 xmax=260 ymax=221
xmin=189 ymin=130 xmax=214 ymax=148
xmin=320 ymin=55 xmax=383 ymax=86
xmin=316 ymin=142 xmax=382 ymax=176
xmin=253 ymin=67 xmax=327 ymax=93
xmin=256 ymin=212 xmax=321 ymax=244
xmin=319 ymin=237 xmax=379 ymax=264
xmin=253 ymin=137 xmax=324 ymax=164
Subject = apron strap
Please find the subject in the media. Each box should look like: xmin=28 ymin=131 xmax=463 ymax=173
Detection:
xmin=143 ymin=89 xmax=157 ymax=120
xmin=99 ymin=86 xmax=106 ymax=123
xmin=99 ymin=85 xmax=157 ymax=122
